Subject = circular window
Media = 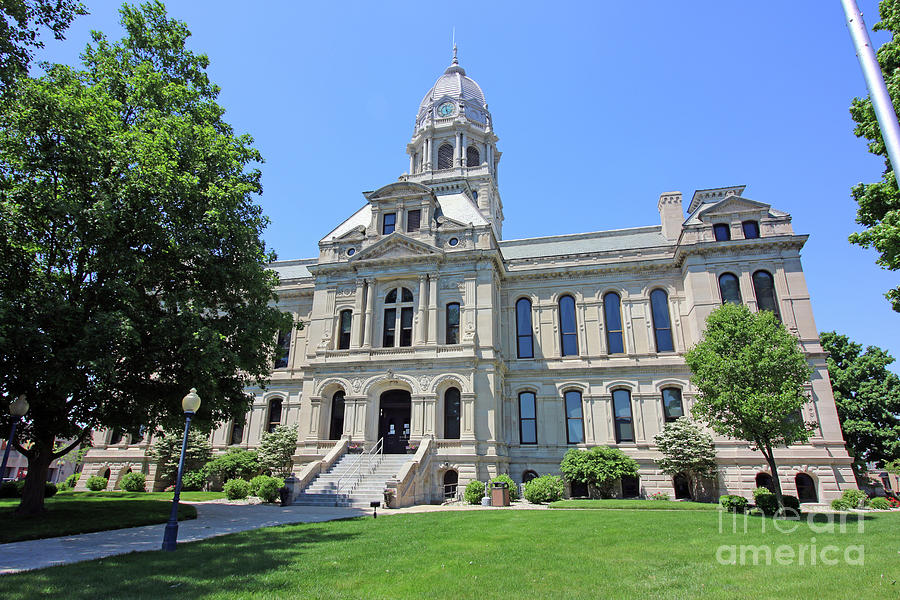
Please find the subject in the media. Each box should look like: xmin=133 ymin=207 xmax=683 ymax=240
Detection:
xmin=347 ymin=248 xmax=355 ymax=256
xmin=448 ymin=237 xmax=459 ymax=247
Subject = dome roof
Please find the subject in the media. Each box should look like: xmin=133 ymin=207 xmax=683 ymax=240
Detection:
xmin=417 ymin=49 xmax=487 ymax=120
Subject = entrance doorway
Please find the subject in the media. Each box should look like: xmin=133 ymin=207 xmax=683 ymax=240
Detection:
xmin=379 ymin=389 xmax=411 ymax=453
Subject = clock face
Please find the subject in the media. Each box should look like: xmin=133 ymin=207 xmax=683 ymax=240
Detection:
xmin=438 ymin=102 xmax=455 ymax=117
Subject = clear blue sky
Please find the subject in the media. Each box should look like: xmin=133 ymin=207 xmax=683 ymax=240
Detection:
xmin=39 ymin=1 xmax=899 ymax=370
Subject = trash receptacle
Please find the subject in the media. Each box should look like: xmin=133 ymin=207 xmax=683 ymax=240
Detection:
xmin=490 ymin=481 xmax=510 ymax=507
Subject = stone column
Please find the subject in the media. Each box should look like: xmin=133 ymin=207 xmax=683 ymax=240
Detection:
xmin=461 ymin=392 xmax=476 ymax=440
xmin=411 ymin=394 xmax=426 ymax=438
xmin=427 ymin=272 xmax=438 ymax=344
xmin=409 ymin=153 xmax=414 ymax=174
xmin=350 ymin=278 xmax=365 ymax=349
xmin=415 ymin=274 xmax=427 ymax=345
xmin=460 ymin=132 xmax=466 ymax=165
xmin=423 ymin=394 xmax=436 ymax=437
xmin=363 ymin=278 xmax=375 ymax=348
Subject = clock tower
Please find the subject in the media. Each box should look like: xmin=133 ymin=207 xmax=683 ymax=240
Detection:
xmin=403 ymin=46 xmax=504 ymax=239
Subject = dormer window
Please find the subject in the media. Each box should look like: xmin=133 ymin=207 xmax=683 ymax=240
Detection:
xmin=383 ymin=212 xmax=396 ymax=235
xmin=742 ymin=220 xmax=760 ymax=239
xmin=713 ymin=223 xmax=731 ymax=241
xmin=407 ymin=209 xmax=421 ymax=232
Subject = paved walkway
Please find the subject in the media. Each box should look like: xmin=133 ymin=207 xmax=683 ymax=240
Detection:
xmin=0 ymin=502 xmax=371 ymax=574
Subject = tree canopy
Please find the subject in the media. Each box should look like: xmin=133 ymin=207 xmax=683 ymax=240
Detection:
xmin=820 ymin=331 xmax=900 ymax=469
xmin=685 ymin=303 xmax=814 ymax=508
xmin=848 ymin=0 xmax=900 ymax=311
xmin=559 ymin=446 xmax=638 ymax=498
xmin=0 ymin=1 xmax=291 ymax=515
xmin=257 ymin=425 xmax=298 ymax=478
xmin=653 ymin=418 xmax=718 ymax=500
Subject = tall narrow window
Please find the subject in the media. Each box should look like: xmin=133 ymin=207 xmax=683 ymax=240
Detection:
xmin=713 ymin=223 xmax=731 ymax=241
xmin=400 ymin=307 xmax=413 ymax=347
xmin=742 ymin=220 xmax=760 ymax=239
xmin=407 ymin=209 xmax=421 ymax=232
xmin=752 ymin=270 xmax=780 ymax=320
xmin=519 ymin=391 xmax=537 ymax=444
xmin=604 ymin=292 xmax=624 ymax=354
xmin=338 ymin=310 xmax=352 ymax=350
xmin=446 ymin=302 xmax=460 ymax=344
xmin=329 ymin=391 xmax=345 ymax=440
xmin=230 ymin=419 xmax=245 ymax=445
xmin=383 ymin=287 xmax=414 ymax=347
xmin=516 ymin=298 xmax=534 ymax=358
xmin=466 ymin=146 xmax=480 ymax=167
xmin=275 ymin=327 xmax=291 ymax=369
xmin=650 ymin=289 xmax=674 ymax=352
xmin=383 ymin=308 xmax=396 ymax=347
xmin=382 ymin=212 xmax=396 ymax=235
xmin=438 ymin=143 xmax=454 ymax=169
xmin=613 ymin=389 xmax=634 ymax=442
xmin=661 ymin=388 xmax=684 ymax=423
xmin=558 ymin=295 xmax=578 ymax=356
xmin=565 ymin=390 xmax=584 ymax=444
xmin=267 ymin=398 xmax=282 ymax=433
xmin=444 ymin=387 xmax=461 ymax=439
xmin=718 ymin=273 xmax=742 ymax=305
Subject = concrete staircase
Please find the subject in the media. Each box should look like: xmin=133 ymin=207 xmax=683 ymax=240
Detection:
xmin=292 ymin=453 xmax=411 ymax=508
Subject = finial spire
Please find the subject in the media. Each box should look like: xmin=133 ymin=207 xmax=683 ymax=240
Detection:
xmin=452 ymin=28 xmax=458 ymax=65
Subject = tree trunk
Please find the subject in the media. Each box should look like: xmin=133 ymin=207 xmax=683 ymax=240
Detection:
xmin=15 ymin=444 xmax=53 ymax=516
xmin=761 ymin=444 xmax=785 ymax=512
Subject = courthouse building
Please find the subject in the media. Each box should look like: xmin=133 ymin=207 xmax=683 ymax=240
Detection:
xmin=79 ymin=50 xmax=856 ymax=505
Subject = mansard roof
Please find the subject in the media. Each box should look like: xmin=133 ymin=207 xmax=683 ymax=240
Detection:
xmin=499 ymin=226 xmax=669 ymax=260
xmin=269 ymin=258 xmax=315 ymax=281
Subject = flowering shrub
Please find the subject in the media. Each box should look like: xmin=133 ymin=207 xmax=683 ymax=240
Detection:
xmin=649 ymin=492 xmax=670 ymax=501
xmin=869 ymin=497 xmax=891 ymax=510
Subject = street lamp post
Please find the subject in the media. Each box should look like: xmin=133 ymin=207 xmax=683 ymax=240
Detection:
xmin=161 ymin=388 xmax=201 ymax=551
xmin=0 ymin=395 xmax=29 ymax=482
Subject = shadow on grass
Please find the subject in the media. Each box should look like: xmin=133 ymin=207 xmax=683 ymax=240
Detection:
xmin=0 ymin=521 xmax=362 ymax=600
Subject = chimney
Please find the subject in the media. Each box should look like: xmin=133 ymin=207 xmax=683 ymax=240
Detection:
xmin=658 ymin=191 xmax=683 ymax=241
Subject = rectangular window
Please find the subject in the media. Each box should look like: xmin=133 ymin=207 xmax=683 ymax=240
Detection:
xmin=399 ymin=307 xmax=413 ymax=347
xmin=407 ymin=209 xmax=421 ymax=232
xmin=713 ymin=223 xmax=731 ymax=241
xmin=662 ymin=388 xmax=684 ymax=423
xmin=230 ymin=420 xmax=245 ymax=445
xmin=383 ymin=308 xmax=396 ymax=347
xmin=565 ymin=390 xmax=584 ymax=444
xmin=516 ymin=298 xmax=534 ymax=359
xmin=446 ymin=303 xmax=460 ymax=344
xmin=613 ymin=389 xmax=634 ymax=442
xmin=382 ymin=212 xmax=396 ymax=235
xmin=742 ymin=220 xmax=760 ymax=239
xmin=275 ymin=328 xmax=291 ymax=369
xmin=519 ymin=392 xmax=537 ymax=444
xmin=338 ymin=310 xmax=352 ymax=350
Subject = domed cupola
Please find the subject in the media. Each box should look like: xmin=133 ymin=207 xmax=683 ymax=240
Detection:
xmin=415 ymin=46 xmax=491 ymax=132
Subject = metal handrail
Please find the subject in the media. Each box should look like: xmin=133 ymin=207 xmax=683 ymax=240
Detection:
xmin=335 ymin=438 xmax=384 ymax=497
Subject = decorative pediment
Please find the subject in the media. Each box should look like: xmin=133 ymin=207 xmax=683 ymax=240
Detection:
xmin=333 ymin=225 xmax=365 ymax=241
xmin=698 ymin=195 xmax=770 ymax=219
xmin=364 ymin=181 xmax=434 ymax=203
xmin=350 ymin=233 xmax=442 ymax=262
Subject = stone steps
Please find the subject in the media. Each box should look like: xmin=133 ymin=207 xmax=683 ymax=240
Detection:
xmin=292 ymin=453 xmax=411 ymax=507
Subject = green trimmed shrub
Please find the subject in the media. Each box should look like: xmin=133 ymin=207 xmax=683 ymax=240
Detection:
xmin=119 ymin=472 xmax=146 ymax=492
xmin=490 ymin=474 xmax=519 ymax=501
xmin=254 ymin=475 xmax=285 ymax=503
xmin=753 ymin=487 xmax=777 ymax=515
xmin=180 ymin=470 xmax=206 ymax=492
xmin=249 ymin=474 xmax=269 ymax=497
xmin=841 ymin=488 xmax=868 ymax=509
xmin=44 ymin=482 xmax=58 ymax=497
xmin=86 ymin=475 xmax=108 ymax=491
xmin=64 ymin=472 xmax=81 ymax=489
xmin=719 ymin=494 xmax=748 ymax=512
xmin=781 ymin=495 xmax=801 ymax=512
xmin=870 ymin=497 xmax=891 ymax=510
xmin=224 ymin=478 xmax=250 ymax=500
xmin=464 ymin=480 xmax=485 ymax=505
xmin=523 ymin=475 xmax=564 ymax=504
xmin=831 ymin=498 xmax=851 ymax=511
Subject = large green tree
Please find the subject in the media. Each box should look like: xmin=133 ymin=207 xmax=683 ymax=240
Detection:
xmin=559 ymin=446 xmax=638 ymax=498
xmin=653 ymin=418 xmax=718 ymax=501
xmin=820 ymin=331 xmax=900 ymax=470
xmin=848 ymin=0 xmax=900 ymax=311
xmin=685 ymin=303 xmax=815 ymax=510
xmin=0 ymin=2 xmax=290 ymax=515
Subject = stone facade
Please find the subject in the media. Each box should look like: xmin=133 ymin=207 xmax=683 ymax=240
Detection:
xmin=79 ymin=51 xmax=856 ymax=503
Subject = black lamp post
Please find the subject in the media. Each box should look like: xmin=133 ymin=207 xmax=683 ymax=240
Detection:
xmin=0 ymin=395 xmax=29 ymax=482
xmin=161 ymin=388 xmax=201 ymax=551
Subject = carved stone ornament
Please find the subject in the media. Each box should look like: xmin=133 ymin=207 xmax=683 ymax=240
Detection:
xmin=419 ymin=375 xmax=431 ymax=389
xmin=351 ymin=377 xmax=363 ymax=392
xmin=338 ymin=287 xmax=355 ymax=297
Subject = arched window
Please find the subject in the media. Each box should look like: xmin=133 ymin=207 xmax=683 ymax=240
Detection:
xmin=673 ymin=473 xmax=692 ymax=499
xmin=742 ymin=220 xmax=760 ymax=239
xmin=519 ymin=391 xmax=537 ymax=444
xmin=564 ymin=390 xmax=584 ymax=444
xmin=438 ymin=143 xmax=454 ymax=169
xmin=383 ymin=287 xmax=414 ymax=347
xmin=443 ymin=470 xmax=459 ymax=499
xmin=718 ymin=273 xmax=742 ymax=305
xmin=338 ymin=310 xmax=352 ymax=350
xmin=230 ymin=419 xmax=245 ymax=445
xmin=516 ymin=298 xmax=534 ymax=359
xmin=275 ymin=326 xmax=291 ymax=369
xmin=102 ymin=468 xmax=111 ymax=480
xmin=713 ymin=223 xmax=731 ymax=241
xmin=650 ymin=289 xmax=674 ymax=352
xmin=755 ymin=472 xmax=775 ymax=493
xmin=446 ymin=303 xmax=460 ymax=344
xmin=661 ymin=388 xmax=684 ymax=423
xmin=523 ymin=470 xmax=539 ymax=483
xmin=603 ymin=292 xmax=624 ymax=354
xmin=466 ymin=146 xmax=480 ymax=167
xmin=329 ymin=391 xmax=345 ymax=440
xmin=752 ymin=270 xmax=780 ymax=320
xmin=267 ymin=398 xmax=283 ymax=433
xmin=613 ymin=389 xmax=634 ymax=443
xmin=444 ymin=387 xmax=461 ymax=439
xmin=795 ymin=473 xmax=817 ymax=503
xmin=621 ymin=475 xmax=640 ymax=498
xmin=558 ymin=295 xmax=578 ymax=356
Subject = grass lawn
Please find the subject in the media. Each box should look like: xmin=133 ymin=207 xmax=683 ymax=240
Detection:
xmin=0 ymin=509 xmax=892 ymax=599
xmin=0 ymin=492 xmax=199 ymax=544
xmin=549 ymin=498 xmax=721 ymax=510
xmin=51 ymin=490 xmax=227 ymax=502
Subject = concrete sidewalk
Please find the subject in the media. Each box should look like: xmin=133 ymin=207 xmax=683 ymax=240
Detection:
xmin=0 ymin=502 xmax=370 ymax=574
